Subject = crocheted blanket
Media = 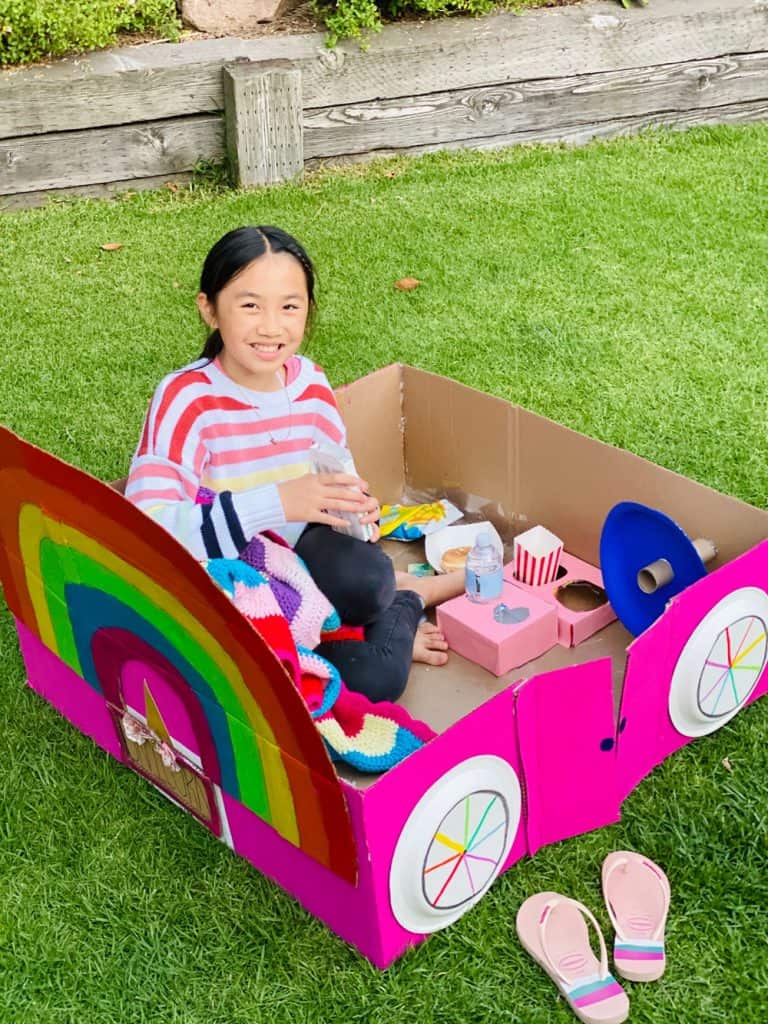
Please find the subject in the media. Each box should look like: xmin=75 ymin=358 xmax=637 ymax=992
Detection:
xmin=205 ymin=533 xmax=435 ymax=772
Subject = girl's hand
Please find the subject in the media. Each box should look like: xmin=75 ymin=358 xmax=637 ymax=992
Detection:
xmin=278 ymin=472 xmax=369 ymax=528
xmin=359 ymin=493 xmax=382 ymax=543
xmin=367 ymin=524 xmax=381 ymax=543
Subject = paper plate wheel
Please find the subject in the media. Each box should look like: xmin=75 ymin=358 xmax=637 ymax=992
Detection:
xmin=669 ymin=587 xmax=768 ymax=737
xmin=600 ymin=501 xmax=708 ymax=636
xmin=389 ymin=756 xmax=521 ymax=934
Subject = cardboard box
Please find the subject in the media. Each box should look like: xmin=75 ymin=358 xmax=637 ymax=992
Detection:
xmin=503 ymin=551 xmax=617 ymax=647
xmin=437 ymin=584 xmax=558 ymax=676
xmin=2 ymin=363 xmax=768 ymax=972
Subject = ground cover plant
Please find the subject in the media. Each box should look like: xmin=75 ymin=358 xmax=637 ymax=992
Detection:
xmin=0 ymin=123 xmax=766 ymax=1023
xmin=315 ymin=0 xmax=579 ymax=47
xmin=318 ymin=0 xmax=642 ymax=45
xmin=0 ymin=0 xmax=179 ymax=66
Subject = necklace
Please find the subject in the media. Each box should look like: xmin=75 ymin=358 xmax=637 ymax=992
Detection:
xmin=232 ymin=370 xmax=293 ymax=445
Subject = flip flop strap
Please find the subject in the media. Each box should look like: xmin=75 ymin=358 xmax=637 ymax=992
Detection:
xmin=539 ymin=896 xmax=610 ymax=986
xmin=614 ymin=938 xmax=665 ymax=962
xmin=603 ymin=856 xmax=668 ymax=941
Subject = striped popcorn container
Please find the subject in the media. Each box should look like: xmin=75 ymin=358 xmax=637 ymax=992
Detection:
xmin=513 ymin=525 xmax=564 ymax=586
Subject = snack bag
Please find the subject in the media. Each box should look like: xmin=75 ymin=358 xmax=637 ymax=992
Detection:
xmin=379 ymin=500 xmax=463 ymax=541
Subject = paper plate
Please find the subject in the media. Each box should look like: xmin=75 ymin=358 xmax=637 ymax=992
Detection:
xmin=425 ymin=522 xmax=504 ymax=574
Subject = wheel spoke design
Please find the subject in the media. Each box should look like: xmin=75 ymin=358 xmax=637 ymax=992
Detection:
xmin=422 ymin=791 xmax=509 ymax=911
xmin=697 ymin=615 xmax=767 ymax=718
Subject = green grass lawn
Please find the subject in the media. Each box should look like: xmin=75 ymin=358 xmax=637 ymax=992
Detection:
xmin=1 ymin=125 xmax=767 ymax=1023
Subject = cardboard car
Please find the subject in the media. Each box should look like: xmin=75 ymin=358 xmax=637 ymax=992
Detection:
xmin=1 ymin=363 xmax=766 ymax=968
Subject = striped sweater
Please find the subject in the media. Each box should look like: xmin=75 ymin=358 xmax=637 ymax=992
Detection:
xmin=126 ymin=354 xmax=349 ymax=559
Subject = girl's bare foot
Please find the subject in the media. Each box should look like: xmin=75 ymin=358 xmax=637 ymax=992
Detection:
xmin=395 ymin=569 xmax=464 ymax=608
xmin=412 ymin=621 xmax=449 ymax=666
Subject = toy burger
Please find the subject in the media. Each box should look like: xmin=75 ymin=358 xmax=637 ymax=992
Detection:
xmin=441 ymin=546 xmax=472 ymax=572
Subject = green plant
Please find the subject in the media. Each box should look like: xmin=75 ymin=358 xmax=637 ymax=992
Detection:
xmin=116 ymin=0 xmax=179 ymax=34
xmin=0 ymin=0 xmax=179 ymax=67
xmin=315 ymin=0 xmax=647 ymax=48
xmin=191 ymin=157 xmax=231 ymax=192
xmin=316 ymin=0 xmax=382 ymax=45
xmin=315 ymin=0 xmax=547 ymax=47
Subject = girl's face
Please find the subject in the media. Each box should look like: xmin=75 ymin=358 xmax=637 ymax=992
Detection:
xmin=197 ymin=250 xmax=310 ymax=390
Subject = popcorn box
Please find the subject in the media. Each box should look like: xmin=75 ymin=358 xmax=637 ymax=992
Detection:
xmin=513 ymin=525 xmax=564 ymax=586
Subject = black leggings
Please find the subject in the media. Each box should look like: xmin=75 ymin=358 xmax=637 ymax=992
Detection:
xmin=294 ymin=524 xmax=423 ymax=703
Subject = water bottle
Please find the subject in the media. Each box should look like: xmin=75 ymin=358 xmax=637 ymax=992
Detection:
xmin=465 ymin=531 xmax=503 ymax=604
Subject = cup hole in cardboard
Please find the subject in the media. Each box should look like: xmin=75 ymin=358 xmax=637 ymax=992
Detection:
xmin=555 ymin=580 xmax=608 ymax=612
xmin=511 ymin=562 xmax=568 ymax=584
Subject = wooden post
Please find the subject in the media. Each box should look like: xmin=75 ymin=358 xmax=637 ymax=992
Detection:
xmin=223 ymin=63 xmax=303 ymax=187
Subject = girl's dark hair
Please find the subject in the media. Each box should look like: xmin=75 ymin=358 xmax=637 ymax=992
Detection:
xmin=197 ymin=226 xmax=316 ymax=361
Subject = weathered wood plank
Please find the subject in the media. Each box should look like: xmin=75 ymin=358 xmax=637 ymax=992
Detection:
xmin=224 ymin=64 xmax=303 ymax=186
xmin=304 ymin=98 xmax=768 ymax=168
xmin=2 ymin=52 xmax=766 ymax=200
xmin=0 ymin=172 xmax=192 ymax=211
xmin=0 ymin=62 xmax=225 ymax=139
xmin=1 ymin=0 xmax=766 ymax=138
xmin=303 ymin=52 xmax=768 ymax=158
xmin=0 ymin=116 xmax=224 ymax=195
xmin=4 ymin=93 xmax=763 ymax=207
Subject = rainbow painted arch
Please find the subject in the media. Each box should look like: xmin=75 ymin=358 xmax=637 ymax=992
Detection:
xmin=0 ymin=427 xmax=357 ymax=882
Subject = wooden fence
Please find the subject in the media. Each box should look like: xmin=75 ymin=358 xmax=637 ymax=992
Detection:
xmin=1 ymin=0 xmax=767 ymax=208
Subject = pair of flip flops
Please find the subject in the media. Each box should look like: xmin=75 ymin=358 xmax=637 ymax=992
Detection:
xmin=516 ymin=852 xmax=670 ymax=1024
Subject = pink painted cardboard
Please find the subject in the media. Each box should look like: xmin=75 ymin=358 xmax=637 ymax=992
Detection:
xmin=18 ymin=617 xmax=530 ymax=968
xmin=221 ymin=784 xmax=384 ymax=964
xmin=122 ymin=658 xmax=201 ymax=756
xmin=503 ymin=551 xmax=617 ymax=647
xmin=358 ymin=684 xmax=528 ymax=966
xmin=18 ymin=619 xmax=124 ymax=762
xmin=515 ymin=659 xmax=621 ymax=855
xmin=436 ymin=583 xmax=558 ymax=675
xmin=16 ymin=620 xmax=390 ymax=964
xmin=616 ymin=540 xmax=768 ymax=802
xmin=19 ymin=612 xmax=624 ymax=968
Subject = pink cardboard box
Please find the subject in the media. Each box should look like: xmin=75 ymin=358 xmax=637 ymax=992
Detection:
xmin=5 ymin=363 xmax=768 ymax=974
xmin=436 ymin=583 xmax=558 ymax=676
xmin=503 ymin=551 xmax=616 ymax=647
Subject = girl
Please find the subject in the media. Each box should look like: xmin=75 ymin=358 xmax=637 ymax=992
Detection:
xmin=126 ymin=226 xmax=464 ymax=702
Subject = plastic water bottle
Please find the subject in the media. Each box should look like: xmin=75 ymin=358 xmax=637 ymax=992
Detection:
xmin=465 ymin=531 xmax=503 ymax=604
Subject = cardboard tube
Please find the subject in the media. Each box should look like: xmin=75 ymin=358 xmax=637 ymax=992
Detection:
xmin=693 ymin=537 xmax=718 ymax=564
xmin=637 ymin=558 xmax=673 ymax=594
xmin=636 ymin=537 xmax=717 ymax=594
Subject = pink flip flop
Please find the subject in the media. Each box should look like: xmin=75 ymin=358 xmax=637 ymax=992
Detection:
xmin=516 ymin=892 xmax=629 ymax=1024
xmin=601 ymin=851 xmax=671 ymax=981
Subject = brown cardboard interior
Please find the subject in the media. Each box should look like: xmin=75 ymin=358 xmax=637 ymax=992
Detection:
xmin=515 ymin=406 xmax=768 ymax=566
xmin=344 ymin=362 xmax=768 ymax=569
xmin=337 ymin=363 xmax=768 ymax=787
xmin=335 ymin=363 xmax=406 ymax=506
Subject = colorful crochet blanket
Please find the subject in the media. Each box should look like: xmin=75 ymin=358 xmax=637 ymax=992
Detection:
xmin=205 ymin=533 xmax=435 ymax=772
